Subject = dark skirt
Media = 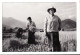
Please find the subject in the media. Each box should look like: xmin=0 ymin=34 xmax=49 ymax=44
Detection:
xmin=47 ymin=32 xmax=61 ymax=51
xmin=28 ymin=31 xmax=35 ymax=44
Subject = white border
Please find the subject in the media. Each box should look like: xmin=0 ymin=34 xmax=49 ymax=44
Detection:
xmin=0 ymin=0 xmax=79 ymax=54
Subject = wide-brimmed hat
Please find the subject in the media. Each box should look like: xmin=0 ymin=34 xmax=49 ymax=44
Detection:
xmin=47 ymin=7 xmax=56 ymax=13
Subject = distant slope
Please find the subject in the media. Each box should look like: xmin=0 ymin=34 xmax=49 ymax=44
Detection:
xmin=61 ymin=19 xmax=76 ymax=29
xmin=2 ymin=17 xmax=26 ymax=29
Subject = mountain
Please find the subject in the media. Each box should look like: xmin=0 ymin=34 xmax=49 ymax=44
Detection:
xmin=2 ymin=17 xmax=76 ymax=31
xmin=2 ymin=17 xmax=26 ymax=29
xmin=61 ymin=19 xmax=76 ymax=30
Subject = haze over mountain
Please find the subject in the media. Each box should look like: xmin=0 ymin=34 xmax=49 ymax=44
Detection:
xmin=2 ymin=17 xmax=26 ymax=29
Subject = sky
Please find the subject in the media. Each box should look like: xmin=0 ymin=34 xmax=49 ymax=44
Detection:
xmin=2 ymin=2 xmax=76 ymax=28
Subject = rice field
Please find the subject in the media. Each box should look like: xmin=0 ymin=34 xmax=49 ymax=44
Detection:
xmin=2 ymin=31 xmax=76 ymax=52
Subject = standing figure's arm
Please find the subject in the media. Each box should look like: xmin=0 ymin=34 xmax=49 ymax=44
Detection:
xmin=33 ymin=22 xmax=36 ymax=28
xmin=58 ymin=17 xmax=61 ymax=31
xmin=31 ymin=22 xmax=36 ymax=32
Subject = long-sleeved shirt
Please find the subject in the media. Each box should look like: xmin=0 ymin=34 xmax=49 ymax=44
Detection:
xmin=44 ymin=14 xmax=61 ymax=32
xmin=26 ymin=21 xmax=36 ymax=32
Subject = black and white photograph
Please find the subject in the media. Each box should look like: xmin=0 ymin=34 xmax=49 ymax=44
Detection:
xmin=2 ymin=2 xmax=76 ymax=52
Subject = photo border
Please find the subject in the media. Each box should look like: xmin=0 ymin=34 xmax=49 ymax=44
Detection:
xmin=0 ymin=0 xmax=79 ymax=54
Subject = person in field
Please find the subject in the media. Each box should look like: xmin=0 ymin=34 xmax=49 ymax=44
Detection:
xmin=26 ymin=17 xmax=36 ymax=44
xmin=44 ymin=7 xmax=61 ymax=51
xmin=16 ymin=28 xmax=23 ymax=38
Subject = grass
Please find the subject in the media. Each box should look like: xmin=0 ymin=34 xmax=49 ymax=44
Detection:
xmin=2 ymin=31 xmax=76 ymax=52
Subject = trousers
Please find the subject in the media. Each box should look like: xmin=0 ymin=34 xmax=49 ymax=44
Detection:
xmin=28 ymin=31 xmax=35 ymax=44
xmin=47 ymin=32 xmax=61 ymax=51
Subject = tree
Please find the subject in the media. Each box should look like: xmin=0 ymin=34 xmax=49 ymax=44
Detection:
xmin=8 ymin=28 xmax=13 ymax=33
xmin=3 ymin=27 xmax=6 ymax=33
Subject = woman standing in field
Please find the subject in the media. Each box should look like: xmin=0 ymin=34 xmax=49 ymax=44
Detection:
xmin=26 ymin=17 xmax=36 ymax=44
xmin=44 ymin=7 xmax=61 ymax=51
